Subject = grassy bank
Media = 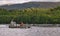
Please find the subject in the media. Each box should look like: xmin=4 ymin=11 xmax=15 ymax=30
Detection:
xmin=0 ymin=6 xmax=60 ymax=24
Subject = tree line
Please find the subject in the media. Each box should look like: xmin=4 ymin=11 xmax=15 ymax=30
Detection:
xmin=0 ymin=7 xmax=60 ymax=24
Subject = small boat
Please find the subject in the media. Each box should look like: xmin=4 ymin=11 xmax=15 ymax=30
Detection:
xmin=9 ymin=21 xmax=31 ymax=28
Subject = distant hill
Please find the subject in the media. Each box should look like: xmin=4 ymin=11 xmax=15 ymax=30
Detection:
xmin=0 ymin=2 xmax=60 ymax=10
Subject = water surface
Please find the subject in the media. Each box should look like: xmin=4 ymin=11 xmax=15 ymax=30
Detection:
xmin=0 ymin=25 xmax=60 ymax=36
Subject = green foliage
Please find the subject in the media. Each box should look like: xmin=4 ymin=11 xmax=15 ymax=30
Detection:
xmin=0 ymin=6 xmax=60 ymax=24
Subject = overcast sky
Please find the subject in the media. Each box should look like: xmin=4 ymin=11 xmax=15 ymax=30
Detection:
xmin=0 ymin=0 xmax=60 ymax=5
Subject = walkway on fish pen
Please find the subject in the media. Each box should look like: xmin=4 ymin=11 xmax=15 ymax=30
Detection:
xmin=0 ymin=24 xmax=60 ymax=28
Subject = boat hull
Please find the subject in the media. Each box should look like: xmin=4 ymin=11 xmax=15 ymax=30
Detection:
xmin=9 ymin=24 xmax=31 ymax=28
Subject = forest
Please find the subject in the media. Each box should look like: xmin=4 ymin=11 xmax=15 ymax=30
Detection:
xmin=0 ymin=6 xmax=60 ymax=24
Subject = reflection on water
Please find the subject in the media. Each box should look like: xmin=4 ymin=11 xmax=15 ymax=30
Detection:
xmin=0 ymin=25 xmax=60 ymax=36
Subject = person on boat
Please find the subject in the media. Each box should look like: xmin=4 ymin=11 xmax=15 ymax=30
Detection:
xmin=20 ymin=22 xmax=24 ymax=27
